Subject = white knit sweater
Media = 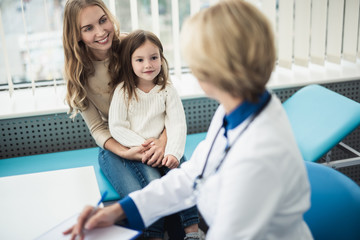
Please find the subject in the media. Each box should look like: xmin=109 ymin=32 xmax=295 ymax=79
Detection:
xmin=108 ymin=82 xmax=187 ymax=161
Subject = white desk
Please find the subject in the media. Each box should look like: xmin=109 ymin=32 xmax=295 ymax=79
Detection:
xmin=0 ymin=166 xmax=102 ymax=240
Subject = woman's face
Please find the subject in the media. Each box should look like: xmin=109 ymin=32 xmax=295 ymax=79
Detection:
xmin=79 ymin=5 xmax=114 ymax=60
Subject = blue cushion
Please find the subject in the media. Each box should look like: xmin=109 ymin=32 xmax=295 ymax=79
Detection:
xmin=0 ymin=132 xmax=208 ymax=202
xmin=283 ymin=84 xmax=360 ymax=162
xmin=0 ymin=148 xmax=120 ymax=201
xmin=184 ymin=132 xmax=207 ymax=160
xmin=304 ymin=161 xmax=360 ymax=239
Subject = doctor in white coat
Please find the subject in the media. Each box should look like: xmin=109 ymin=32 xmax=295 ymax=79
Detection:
xmin=66 ymin=1 xmax=313 ymax=239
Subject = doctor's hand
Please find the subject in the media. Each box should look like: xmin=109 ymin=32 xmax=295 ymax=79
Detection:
xmin=162 ymin=155 xmax=179 ymax=169
xmin=63 ymin=203 xmax=125 ymax=240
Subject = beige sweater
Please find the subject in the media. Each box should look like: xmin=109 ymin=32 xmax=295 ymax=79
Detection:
xmin=81 ymin=59 xmax=112 ymax=148
xmin=109 ymin=82 xmax=187 ymax=161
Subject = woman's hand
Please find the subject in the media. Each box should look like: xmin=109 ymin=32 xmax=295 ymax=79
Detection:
xmin=123 ymin=146 xmax=147 ymax=161
xmin=104 ymin=138 xmax=149 ymax=161
xmin=142 ymin=137 xmax=166 ymax=167
xmin=63 ymin=203 xmax=125 ymax=240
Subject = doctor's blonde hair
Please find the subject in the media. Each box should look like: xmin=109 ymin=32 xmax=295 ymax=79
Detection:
xmin=181 ymin=0 xmax=275 ymax=102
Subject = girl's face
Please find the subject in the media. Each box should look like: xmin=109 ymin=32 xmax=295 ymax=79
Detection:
xmin=131 ymin=40 xmax=162 ymax=84
xmin=79 ymin=5 xmax=114 ymax=60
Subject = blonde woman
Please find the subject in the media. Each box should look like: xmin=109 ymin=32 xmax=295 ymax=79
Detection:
xmin=66 ymin=1 xmax=313 ymax=239
xmin=63 ymin=1 xmax=172 ymax=239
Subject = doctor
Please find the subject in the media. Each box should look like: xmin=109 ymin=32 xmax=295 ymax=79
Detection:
xmin=66 ymin=0 xmax=313 ymax=239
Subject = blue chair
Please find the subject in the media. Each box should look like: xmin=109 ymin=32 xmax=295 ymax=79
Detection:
xmin=283 ymin=84 xmax=360 ymax=167
xmin=304 ymin=161 xmax=360 ymax=240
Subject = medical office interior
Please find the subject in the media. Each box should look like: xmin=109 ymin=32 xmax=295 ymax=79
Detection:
xmin=0 ymin=0 xmax=360 ymax=239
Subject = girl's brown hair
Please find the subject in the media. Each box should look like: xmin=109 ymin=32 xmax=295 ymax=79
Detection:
xmin=112 ymin=30 xmax=169 ymax=101
xmin=63 ymin=0 xmax=121 ymax=118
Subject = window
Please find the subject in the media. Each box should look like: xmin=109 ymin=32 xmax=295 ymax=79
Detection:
xmin=0 ymin=0 xmax=64 ymax=88
xmin=0 ymin=0 xmax=211 ymax=91
xmin=0 ymin=0 xmax=359 ymax=94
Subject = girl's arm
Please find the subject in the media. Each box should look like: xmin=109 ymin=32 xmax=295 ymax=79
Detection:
xmin=108 ymin=84 xmax=147 ymax=146
xmin=163 ymin=84 xmax=187 ymax=161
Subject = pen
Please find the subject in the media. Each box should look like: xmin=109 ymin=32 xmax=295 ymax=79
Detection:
xmin=83 ymin=190 xmax=108 ymax=228
xmin=95 ymin=190 xmax=108 ymax=210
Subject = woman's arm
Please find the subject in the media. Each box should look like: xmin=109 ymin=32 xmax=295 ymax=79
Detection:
xmin=81 ymin=100 xmax=145 ymax=161
xmin=80 ymin=101 xmax=112 ymax=148
xmin=104 ymin=137 xmax=144 ymax=160
xmin=82 ymin=86 xmax=167 ymax=161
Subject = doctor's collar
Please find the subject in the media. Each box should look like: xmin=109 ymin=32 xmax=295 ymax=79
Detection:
xmin=223 ymin=90 xmax=270 ymax=133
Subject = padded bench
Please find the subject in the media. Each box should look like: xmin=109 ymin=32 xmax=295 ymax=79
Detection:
xmin=0 ymin=132 xmax=207 ymax=202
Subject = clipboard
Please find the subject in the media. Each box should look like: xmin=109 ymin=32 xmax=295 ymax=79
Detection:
xmin=35 ymin=213 xmax=142 ymax=240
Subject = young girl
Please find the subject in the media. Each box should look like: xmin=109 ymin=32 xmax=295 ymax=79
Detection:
xmin=108 ymin=29 xmax=202 ymax=240
xmin=109 ymin=29 xmax=185 ymax=169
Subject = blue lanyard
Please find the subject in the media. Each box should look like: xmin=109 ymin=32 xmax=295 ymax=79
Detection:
xmin=193 ymin=94 xmax=272 ymax=190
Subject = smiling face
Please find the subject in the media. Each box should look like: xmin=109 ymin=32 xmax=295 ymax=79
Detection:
xmin=131 ymin=40 xmax=162 ymax=85
xmin=79 ymin=5 xmax=114 ymax=60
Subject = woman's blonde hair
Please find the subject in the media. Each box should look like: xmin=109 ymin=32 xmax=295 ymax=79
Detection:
xmin=113 ymin=30 xmax=169 ymax=101
xmin=63 ymin=0 xmax=121 ymax=118
xmin=181 ymin=0 xmax=276 ymax=102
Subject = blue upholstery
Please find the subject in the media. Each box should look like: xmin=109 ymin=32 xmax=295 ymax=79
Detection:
xmin=283 ymin=84 xmax=360 ymax=162
xmin=0 ymin=148 xmax=120 ymax=201
xmin=304 ymin=161 xmax=360 ymax=240
xmin=0 ymin=133 xmax=207 ymax=202
xmin=184 ymin=132 xmax=207 ymax=160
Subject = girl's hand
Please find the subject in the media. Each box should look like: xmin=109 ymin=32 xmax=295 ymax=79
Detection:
xmin=141 ymin=138 xmax=165 ymax=166
xmin=63 ymin=203 xmax=125 ymax=240
xmin=162 ymin=155 xmax=179 ymax=169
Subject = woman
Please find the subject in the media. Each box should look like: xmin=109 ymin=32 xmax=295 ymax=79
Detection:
xmin=66 ymin=0 xmax=313 ymax=239
xmin=63 ymin=0 xmax=165 ymax=164
xmin=62 ymin=1 xmax=181 ymax=239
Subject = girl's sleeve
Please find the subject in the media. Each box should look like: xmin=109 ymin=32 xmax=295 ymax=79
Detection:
xmin=108 ymin=84 xmax=146 ymax=147
xmin=163 ymin=84 xmax=187 ymax=160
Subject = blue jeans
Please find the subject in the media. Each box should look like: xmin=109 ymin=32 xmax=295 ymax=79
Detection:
xmin=98 ymin=148 xmax=199 ymax=239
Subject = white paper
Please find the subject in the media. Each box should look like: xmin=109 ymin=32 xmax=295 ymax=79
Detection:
xmin=0 ymin=167 xmax=106 ymax=240
xmin=35 ymin=213 xmax=141 ymax=240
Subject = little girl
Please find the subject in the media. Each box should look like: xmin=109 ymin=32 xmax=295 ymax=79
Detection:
xmin=109 ymin=30 xmax=202 ymax=240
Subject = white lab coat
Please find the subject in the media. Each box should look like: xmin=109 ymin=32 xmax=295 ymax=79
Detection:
xmin=129 ymin=94 xmax=313 ymax=239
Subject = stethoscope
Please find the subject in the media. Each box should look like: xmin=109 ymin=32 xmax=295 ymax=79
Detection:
xmin=192 ymin=94 xmax=272 ymax=195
